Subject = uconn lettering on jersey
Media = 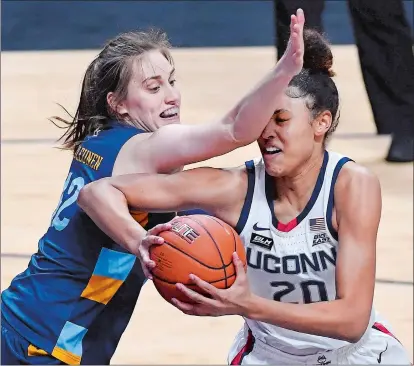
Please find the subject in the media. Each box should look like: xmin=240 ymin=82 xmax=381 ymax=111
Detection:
xmin=246 ymin=246 xmax=336 ymax=275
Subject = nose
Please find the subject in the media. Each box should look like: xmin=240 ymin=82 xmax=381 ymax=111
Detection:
xmin=261 ymin=119 xmax=277 ymax=140
xmin=165 ymin=83 xmax=180 ymax=105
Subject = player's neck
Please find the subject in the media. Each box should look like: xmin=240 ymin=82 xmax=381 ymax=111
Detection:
xmin=274 ymin=151 xmax=324 ymax=208
xmin=121 ymin=118 xmax=152 ymax=133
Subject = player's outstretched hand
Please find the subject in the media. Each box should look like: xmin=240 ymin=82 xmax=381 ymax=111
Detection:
xmin=138 ymin=222 xmax=172 ymax=280
xmin=278 ymin=8 xmax=305 ymax=77
xmin=171 ymin=252 xmax=254 ymax=317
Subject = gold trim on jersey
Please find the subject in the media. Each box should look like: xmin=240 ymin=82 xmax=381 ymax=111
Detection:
xmin=51 ymin=346 xmax=81 ymax=365
xmin=80 ymin=275 xmax=123 ymax=305
xmin=28 ymin=344 xmax=48 ymax=357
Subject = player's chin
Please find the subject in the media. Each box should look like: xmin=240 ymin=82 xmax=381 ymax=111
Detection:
xmin=265 ymin=166 xmax=285 ymax=178
xmin=263 ymin=154 xmax=285 ymax=177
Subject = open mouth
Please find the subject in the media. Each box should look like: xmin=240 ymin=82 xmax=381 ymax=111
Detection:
xmin=263 ymin=147 xmax=282 ymax=155
xmin=160 ymin=107 xmax=179 ymax=119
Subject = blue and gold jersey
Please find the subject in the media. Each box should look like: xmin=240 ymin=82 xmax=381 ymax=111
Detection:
xmin=1 ymin=122 xmax=175 ymax=364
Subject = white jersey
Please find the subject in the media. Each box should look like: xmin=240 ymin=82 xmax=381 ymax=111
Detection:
xmin=235 ymin=150 xmax=376 ymax=356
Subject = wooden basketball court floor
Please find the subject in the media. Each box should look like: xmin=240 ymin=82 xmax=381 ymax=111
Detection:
xmin=1 ymin=45 xmax=413 ymax=364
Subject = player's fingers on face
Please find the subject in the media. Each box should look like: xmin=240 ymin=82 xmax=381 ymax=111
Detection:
xmin=294 ymin=35 xmax=303 ymax=57
xmin=297 ymin=8 xmax=305 ymax=24
xmin=290 ymin=14 xmax=296 ymax=32
xmin=295 ymin=24 xmax=304 ymax=50
xmin=293 ymin=23 xmax=300 ymax=36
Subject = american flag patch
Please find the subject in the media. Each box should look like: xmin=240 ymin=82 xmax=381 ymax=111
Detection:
xmin=309 ymin=217 xmax=326 ymax=232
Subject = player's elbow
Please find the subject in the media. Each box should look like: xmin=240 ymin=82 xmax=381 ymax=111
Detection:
xmin=336 ymin=310 xmax=370 ymax=343
xmin=340 ymin=323 xmax=367 ymax=343
xmin=77 ymin=181 xmax=95 ymax=212
xmin=77 ymin=179 xmax=109 ymax=213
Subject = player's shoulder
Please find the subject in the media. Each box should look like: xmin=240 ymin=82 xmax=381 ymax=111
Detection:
xmin=81 ymin=123 xmax=149 ymax=156
xmin=339 ymin=161 xmax=379 ymax=185
xmin=331 ymin=153 xmax=382 ymax=221
xmin=111 ymin=130 xmax=153 ymax=173
xmin=333 ymin=155 xmax=381 ymax=196
xmin=119 ymin=129 xmax=152 ymax=152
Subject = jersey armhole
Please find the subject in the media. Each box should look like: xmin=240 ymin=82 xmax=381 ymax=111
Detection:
xmin=109 ymin=130 xmax=144 ymax=177
xmin=326 ymin=157 xmax=354 ymax=241
xmin=234 ymin=160 xmax=255 ymax=234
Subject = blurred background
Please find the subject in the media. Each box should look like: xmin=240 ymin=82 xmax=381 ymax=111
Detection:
xmin=2 ymin=0 xmax=413 ymax=50
xmin=2 ymin=0 xmax=413 ymax=364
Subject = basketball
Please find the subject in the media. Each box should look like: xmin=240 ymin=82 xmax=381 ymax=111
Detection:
xmin=149 ymin=214 xmax=246 ymax=304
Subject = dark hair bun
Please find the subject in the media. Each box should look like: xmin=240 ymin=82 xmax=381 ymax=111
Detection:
xmin=303 ymin=29 xmax=335 ymax=77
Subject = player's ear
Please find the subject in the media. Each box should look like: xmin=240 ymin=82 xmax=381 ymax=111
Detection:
xmin=313 ymin=111 xmax=332 ymax=137
xmin=107 ymin=92 xmax=128 ymax=117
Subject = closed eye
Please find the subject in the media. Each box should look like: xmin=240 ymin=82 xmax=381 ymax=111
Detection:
xmin=272 ymin=109 xmax=290 ymax=124
xmin=148 ymin=86 xmax=161 ymax=93
xmin=274 ymin=117 xmax=289 ymax=124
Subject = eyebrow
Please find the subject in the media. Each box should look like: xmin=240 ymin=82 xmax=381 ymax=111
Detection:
xmin=142 ymin=68 xmax=175 ymax=83
xmin=273 ymin=109 xmax=288 ymax=114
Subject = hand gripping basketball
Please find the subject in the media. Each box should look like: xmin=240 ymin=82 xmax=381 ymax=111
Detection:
xmin=148 ymin=215 xmax=247 ymax=305
xmin=171 ymin=252 xmax=253 ymax=317
xmin=138 ymin=222 xmax=172 ymax=279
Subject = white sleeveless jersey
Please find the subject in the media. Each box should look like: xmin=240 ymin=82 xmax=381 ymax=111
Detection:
xmin=235 ymin=150 xmax=376 ymax=355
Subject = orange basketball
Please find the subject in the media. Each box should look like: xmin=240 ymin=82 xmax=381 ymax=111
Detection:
xmin=149 ymin=214 xmax=246 ymax=305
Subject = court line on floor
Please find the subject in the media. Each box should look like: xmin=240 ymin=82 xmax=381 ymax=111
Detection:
xmin=1 ymin=138 xmax=59 ymax=145
xmin=2 ymin=252 xmax=412 ymax=286
xmin=0 ymin=133 xmax=390 ymax=145
xmin=375 ymin=278 xmax=413 ymax=286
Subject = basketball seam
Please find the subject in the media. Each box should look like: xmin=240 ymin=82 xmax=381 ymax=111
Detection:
xmin=207 ymin=216 xmax=238 ymax=253
xmin=208 ymin=216 xmax=238 ymax=289
xmin=186 ymin=216 xmax=229 ymax=288
xmin=151 ymin=269 xmax=236 ymax=285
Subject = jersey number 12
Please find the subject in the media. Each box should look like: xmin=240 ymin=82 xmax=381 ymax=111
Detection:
xmin=51 ymin=172 xmax=85 ymax=231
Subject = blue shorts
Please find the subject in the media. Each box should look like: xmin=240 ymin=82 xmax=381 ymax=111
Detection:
xmin=1 ymin=317 xmax=64 ymax=365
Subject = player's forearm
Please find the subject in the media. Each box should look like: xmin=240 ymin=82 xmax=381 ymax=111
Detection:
xmin=149 ymin=67 xmax=293 ymax=173
xmin=227 ymin=67 xmax=293 ymax=144
xmin=246 ymin=295 xmax=369 ymax=343
xmin=77 ymin=179 xmax=146 ymax=255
